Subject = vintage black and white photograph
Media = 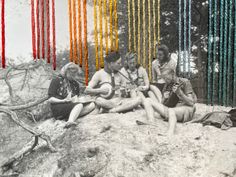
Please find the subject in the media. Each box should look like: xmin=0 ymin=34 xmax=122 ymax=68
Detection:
xmin=0 ymin=0 xmax=236 ymax=177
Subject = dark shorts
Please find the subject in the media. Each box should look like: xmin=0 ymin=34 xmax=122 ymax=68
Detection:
xmin=51 ymin=102 xmax=78 ymax=120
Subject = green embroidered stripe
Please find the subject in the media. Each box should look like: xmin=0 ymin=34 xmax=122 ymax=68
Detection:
xmin=222 ymin=0 xmax=228 ymax=106
xmin=218 ymin=0 xmax=224 ymax=104
xmin=207 ymin=0 xmax=212 ymax=105
xmin=212 ymin=0 xmax=217 ymax=105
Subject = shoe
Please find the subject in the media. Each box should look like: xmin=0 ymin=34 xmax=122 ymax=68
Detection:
xmin=64 ymin=121 xmax=78 ymax=129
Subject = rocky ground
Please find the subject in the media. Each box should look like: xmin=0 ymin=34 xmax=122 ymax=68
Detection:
xmin=0 ymin=103 xmax=236 ymax=177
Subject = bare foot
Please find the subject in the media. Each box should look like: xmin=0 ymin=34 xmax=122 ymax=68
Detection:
xmin=64 ymin=122 xmax=77 ymax=129
xmin=162 ymin=130 xmax=175 ymax=140
xmin=167 ymin=130 xmax=174 ymax=139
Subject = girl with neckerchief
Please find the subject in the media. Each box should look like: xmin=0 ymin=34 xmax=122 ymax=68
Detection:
xmin=48 ymin=62 xmax=95 ymax=128
xmin=119 ymin=52 xmax=159 ymax=122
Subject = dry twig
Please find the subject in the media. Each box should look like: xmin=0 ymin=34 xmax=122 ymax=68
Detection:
xmin=0 ymin=96 xmax=57 ymax=174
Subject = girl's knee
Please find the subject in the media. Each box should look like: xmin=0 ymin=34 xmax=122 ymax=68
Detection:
xmin=136 ymin=96 xmax=142 ymax=104
xmin=85 ymin=102 xmax=96 ymax=111
xmin=95 ymin=97 xmax=105 ymax=106
xmin=145 ymin=98 xmax=154 ymax=105
xmin=74 ymin=103 xmax=83 ymax=109
xmin=147 ymin=90 xmax=153 ymax=96
xmin=88 ymin=102 xmax=95 ymax=108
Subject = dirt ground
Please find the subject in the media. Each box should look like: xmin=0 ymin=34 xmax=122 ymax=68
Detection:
xmin=0 ymin=103 xmax=235 ymax=177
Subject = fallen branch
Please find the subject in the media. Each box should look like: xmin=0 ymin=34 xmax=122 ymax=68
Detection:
xmin=0 ymin=96 xmax=49 ymax=111
xmin=0 ymin=107 xmax=57 ymax=152
xmin=0 ymin=60 xmax=54 ymax=105
xmin=3 ymin=67 xmax=14 ymax=101
xmin=20 ymin=69 xmax=28 ymax=91
xmin=0 ymin=136 xmax=38 ymax=173
xmin=0 ymin=60 xmax=57 ymax=174
xmin=0 ymin=97 xmax=57 ymax=174
xmin=25 ymin=111 xmax=37 ymax=123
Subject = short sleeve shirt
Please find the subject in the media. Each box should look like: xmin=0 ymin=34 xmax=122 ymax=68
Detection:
xmin=120 ymin=66 xmax=148 ymax=88
xmin=152 ymin=57 xmax=177 ymax=83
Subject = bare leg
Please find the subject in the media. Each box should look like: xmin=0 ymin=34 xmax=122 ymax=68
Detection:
xmin=148 ymin=90 xmax=159 ymax=102
xmin=87 ymin=106 xmax=100 ymax=115
xmin=65 ymin=104 xmax=83 ymax=128
xmin=148 ymin=98 xmax=176 ymax=135
xmin=154 ymin=112 xmax=162 ymax=119
xmin=167 ymin=107 xmax=194 ymax=136
xmin=167 ymin=109 xmax=177 ymax=136
xmin=148 ymin=98 xmax=166 ymax=117
xmin=149 ymin=99 xmax=194 ymax=135
xmin=149 ymin=85 xmax=162 ymax=102
xmin=95 ymin=97 xmax=121 ymax=110
xmin=130 ymin=89 xmax=138 ymax=98
xmin=137 ymin=91 xmax=155 ymax=122
xmin=129 ymin=90 xmax=140 ymax=111
xmin=80 ymin=102 xmax=96 ymax=116
xmin=109 ymin=97 xmax=142 ymax=113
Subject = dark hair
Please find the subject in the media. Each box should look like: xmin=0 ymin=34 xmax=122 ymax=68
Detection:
xmin=104 ymin=51 xmax=121 ymax=63
xmin=157 ymin=44 xmax=170 ymax=63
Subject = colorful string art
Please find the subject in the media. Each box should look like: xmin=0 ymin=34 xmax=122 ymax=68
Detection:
xmin=94 ymin=0 xmax=99 ymax=70
xmin=31 ymin=0 xmax=36 ymax=60
xmin=208 ymin=0 xmax=236 ymax=106
xmin=52 ymin=0 xmax=56 ymax=70
xmin=67 ymin=0 xmax=89 ymax=83
xmin=93 ymin=0 xmax=119 ymax=69
xmin=78 ymin=0 xmax=83 ymax=66
xmin=1 ymin=0 xmax=5 ymax=68
xmin=83 ymin=0 xmax=89 ymax=85
xmin=178 ymin=0 xmax=191 ymax=77
xmin=128 ymin=0 xmax=161 ymax=78
xmin=30 ymin=0 xmax=56 ymax=69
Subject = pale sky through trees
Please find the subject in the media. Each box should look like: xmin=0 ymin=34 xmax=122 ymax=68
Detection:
xmin=4 ymin=0 xmax=94 ymax=63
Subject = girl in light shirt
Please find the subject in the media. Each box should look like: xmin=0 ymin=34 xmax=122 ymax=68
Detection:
xmin=152 ymin=44 xmax=177 ymax=91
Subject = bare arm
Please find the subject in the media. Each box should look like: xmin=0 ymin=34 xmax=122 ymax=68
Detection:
xmin=48 ymin=97 xmax=69 ymax=104
xmin=142 ymin=67 xmax=150 ymax=89
xmin=152 ymin=63 xmax=157 ymax=83
xmin=152 ymin=61 xmax=161 ymax=81
xmin=176 ymin=91 xmax=196 ymax=106
xmin=137 ymin=67 xmax=150 ymax=91
xmin=85 ymin=87 xmax=109 ymax=95
xmin=84 ymin=71 xmax=109 ymax=95
xmin=173 ymin=80 xmax=196 ymax=106
xmin=48 ymin=92 xmax=73 ymax=104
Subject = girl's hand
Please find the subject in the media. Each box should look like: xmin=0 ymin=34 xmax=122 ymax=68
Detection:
xmin=172 ymin=85 xmax=179 ymax=93
xmin=71 ymin=95 xmax=78 ymax=103
xmin=138 ymin=86 xmax=148 ymax=91
xmin=64 ymin=92 xmax=72 ymax=102
xmin=172 ymin=84 xmax=182 ymax=96
xmin=99 ymin=87 xmax=110 ymax=95
xmin=163 ymin=91 xmax=170 ymax=99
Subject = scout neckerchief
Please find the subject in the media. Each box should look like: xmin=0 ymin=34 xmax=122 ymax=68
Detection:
xmin=127 ymin=67 xmax=140 ymax=86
